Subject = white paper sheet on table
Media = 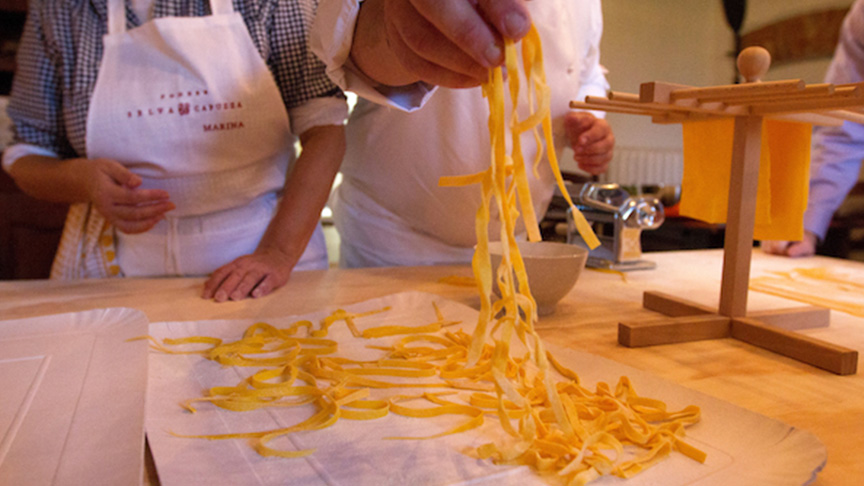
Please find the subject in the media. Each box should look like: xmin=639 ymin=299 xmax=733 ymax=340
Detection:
xmin=0 ymin=308 xmax=149 ymax=486
xmin=146 ymin=291 xmax=826 ymax=486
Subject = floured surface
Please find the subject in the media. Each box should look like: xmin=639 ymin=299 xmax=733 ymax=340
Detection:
xmin=0 ymin=308 xmax=148 ymax=486
xmin=147 ymin=291 xmax=825 ymax=485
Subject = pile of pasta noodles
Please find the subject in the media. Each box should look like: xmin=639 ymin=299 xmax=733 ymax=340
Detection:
xmin=152 ymin=26 xmax=705 ymax=486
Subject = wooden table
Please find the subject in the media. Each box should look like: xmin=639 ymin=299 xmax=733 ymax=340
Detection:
xmin=1 ymin=249 xmax=861 ymax=485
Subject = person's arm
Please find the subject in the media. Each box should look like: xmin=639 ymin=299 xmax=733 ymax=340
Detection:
xmin=563 ymin=1 xmax=613 ymax=175
xmin=351 ymin=0 xmax=531 ymax=89
xmin=313 ymin=0 xmax=531 ymax=94
xmin=8 ymin=154 xmax=174 ymax=234
xmin=762 ymin=0 xmax=864 ymax=257
xmin=4 ymin=0 xmax=173 ymax=234
xmin=201 ymin=124 xmax=346 ymax=302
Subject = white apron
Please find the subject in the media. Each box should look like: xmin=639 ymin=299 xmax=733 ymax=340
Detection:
xmin=51 ymin=0 xmax=327 ymax=278
xmin=331 ymin=0 xmax=606 ymax=269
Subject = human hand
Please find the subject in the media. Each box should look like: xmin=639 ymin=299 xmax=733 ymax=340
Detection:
xmin=84 ymin=158 xmax=174 ymax=234
xmin=382 ymin=0 xmax=532 ymax=88
xmin=760 ymin=231 xmax=818 ymax=257
xmin=202 ymin=247 xmax=295 ymax=302
xmin=564 ymin=112 xmax=615 ymax=175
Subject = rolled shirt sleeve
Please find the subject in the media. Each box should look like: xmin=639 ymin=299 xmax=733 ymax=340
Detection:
xmin=1 ymin=143 xmax=59 ymax=173
xmin=288 ymin=96 xmax=349 ymax=135
xmin=309 ymin=0 xmax=435 ymax=112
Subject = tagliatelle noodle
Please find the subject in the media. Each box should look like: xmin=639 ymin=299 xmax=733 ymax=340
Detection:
xmin=435 ymin=25 xmax=704 ymax=484
xmin=152 ymin=301 xmax=703 ymax=484
xmin=149 ymin=24 xmax=704 ymax=486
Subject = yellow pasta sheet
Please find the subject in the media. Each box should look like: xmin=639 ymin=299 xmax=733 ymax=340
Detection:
xmin=680 ymin=119 xmax=811 ymax=241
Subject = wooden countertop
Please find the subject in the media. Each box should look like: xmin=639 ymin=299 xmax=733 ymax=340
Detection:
xmin=1 ymin=249 xmax=861 ymax=485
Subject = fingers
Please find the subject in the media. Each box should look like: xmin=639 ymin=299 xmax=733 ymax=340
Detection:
xmin=111 ymin=201 xmax=176 ymax=234
xmin=786 ymin=241 xmax=816 ymax=258
xmin=251 ymin=274 xmax=276 ymax=299
xmin=105 ymin=185 xmax=171 ymax=207
xmin=564 ymin=111 xmax=594 ymax=134
xmin=762 ymin=236 xmax=816 ymax=258
xmin=383 ymin=0 xmax=531 ymax=87
xmin=111 ymin=200 xmax=175 ymax=221
xmin=95 ymin=158 xmax=143 ymax=188
xmin=202 ymin=255 xmax=291 ymax=302
xmin=787 ymin=232 xmax=817 ymax=257
xmin=760 ymin=240 xmax=791 ymax=255
xmin=385 ymin=15 xmax=486 ymax=86
xmin=202 ymin=263 xmax=255 ymax=302
xmin=408 ymin=0 xmax=503 ymax=67
xmin=567 ymin=114 xmax=615 ymax=175
xmin=475 ymin=0 xmax=532 ymax=40
xmin=222 ymin=269 xmax=265 ymax=302
xmin=575 ymin=153 xmax=612 ymax=175
xmin=201 ymin=264 xmax=233 ymax=300
xmin=98 ymin=190 xmax=175 ymax=233
xmin=385 ymin=0 xmax=488 ymax=87
xmin=114 ymin=216 xmax=166 ymax=234
xmin=88 ymin=159 xmax=175 ymax=231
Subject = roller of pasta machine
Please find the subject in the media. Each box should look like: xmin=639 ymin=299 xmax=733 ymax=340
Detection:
xmin=565 ymin=183 xmax=664 ymax=271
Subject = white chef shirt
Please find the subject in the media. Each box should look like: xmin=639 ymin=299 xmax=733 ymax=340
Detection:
xmin=311 ymin=0 xmax=609 ymax=267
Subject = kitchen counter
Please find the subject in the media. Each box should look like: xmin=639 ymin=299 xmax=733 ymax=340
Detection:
xmin=1 ymin=249 xmax=862 ymax=485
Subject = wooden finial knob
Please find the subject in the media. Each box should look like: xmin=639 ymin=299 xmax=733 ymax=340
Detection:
xmin=737 ymin=46 xmax=771 ymax=83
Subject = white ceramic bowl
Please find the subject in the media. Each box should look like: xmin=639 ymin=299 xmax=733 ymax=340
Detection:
xmin=487 ymin=240 xmax=589 ymax=316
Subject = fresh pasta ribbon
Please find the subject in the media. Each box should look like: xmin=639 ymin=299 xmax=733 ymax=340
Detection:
xmin=152 ymin=24 xmax=702 ymax=486
xmin=153 ymin=298 xmax=703 ymax=484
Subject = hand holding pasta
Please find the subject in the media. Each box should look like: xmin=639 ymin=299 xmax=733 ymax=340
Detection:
xmin=358 ymin=0 xmax=533 ymax=88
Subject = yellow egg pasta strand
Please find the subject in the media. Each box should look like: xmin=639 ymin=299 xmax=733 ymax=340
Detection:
xmin=151 ymin=25 xmax=703 ymax=485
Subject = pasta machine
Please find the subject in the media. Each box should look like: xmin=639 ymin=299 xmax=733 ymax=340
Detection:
xmin=565 ymin=183 xmax=665 ymax=271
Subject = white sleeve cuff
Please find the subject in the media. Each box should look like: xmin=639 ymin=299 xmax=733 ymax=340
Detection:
xmin=309 ymin=0 xmax=436 ymax=112
xmin=289 ymin=97 xmax=349 ymax=135
xmin=2 ymin=143 xmax=59 ymax=173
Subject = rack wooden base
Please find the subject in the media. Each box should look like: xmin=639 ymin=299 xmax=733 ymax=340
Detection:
xmin=620 ymin=291 xmax=858 ymax=375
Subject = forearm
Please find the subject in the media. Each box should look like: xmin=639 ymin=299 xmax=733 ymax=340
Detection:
xmin=804 ymin=124 xmax=864 ymax=239
xmin=349 ymin=0 xmax=420 ymax=87
xmin=8 ymin=154 xmax=92 ymax=203
xmin=258 ymin=125 xmax=346 ymax=261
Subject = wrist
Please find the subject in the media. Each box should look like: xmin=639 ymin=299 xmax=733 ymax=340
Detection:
xmin=68 ymin=157 xmax=99 ymax=202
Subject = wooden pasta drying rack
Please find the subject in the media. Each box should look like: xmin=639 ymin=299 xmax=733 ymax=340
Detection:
xmin=571 ymin=47 xmax=859 ymax=375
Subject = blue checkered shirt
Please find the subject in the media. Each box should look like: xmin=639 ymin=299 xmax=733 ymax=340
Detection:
xmin=8 ymin=0 xmax=340 ymax=158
